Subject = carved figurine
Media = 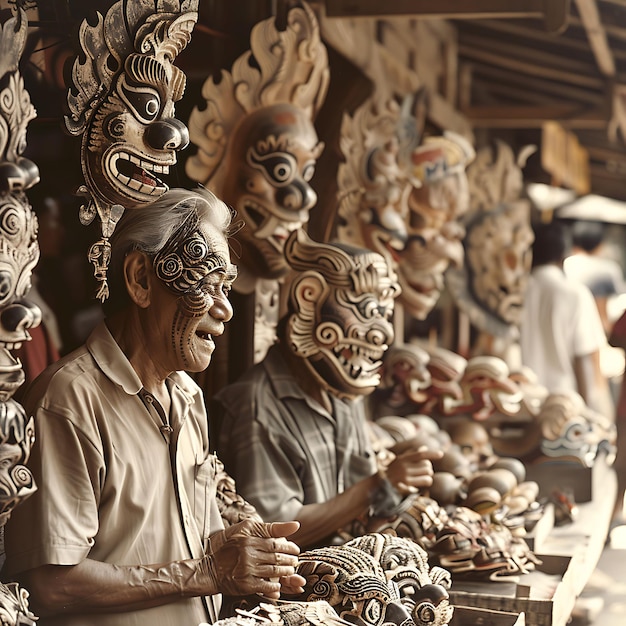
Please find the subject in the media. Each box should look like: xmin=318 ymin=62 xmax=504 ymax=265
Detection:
xmin=65 ymin=0 xmax=199 ymax=300
xmin=0 ymin=4 xmax=41 ymax=624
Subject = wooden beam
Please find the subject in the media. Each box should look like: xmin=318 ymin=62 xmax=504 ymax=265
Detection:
xmin=458 ymin=43 xmax=605 ymax=89
xmin=470 ymin=64 xmax=605 ymax=105
xmin=459 ymin=32 xmax=601 ymax=77
xmin=325 ymin=0 xmax=543 ymax=16
xmin=586 ymin=144 xmax=626 ymax=161
xmin=598 ymin=0 xmax=626 ymax=8
xmin=324 ymin=0 xmax=569 ymax=29
xmin=463 ymin=104 xmax=608 ymax=128
xmin=463 ymin=19 xmax=594 ymax=54
xmin=574 ymin=0 xmax=616 ymax=76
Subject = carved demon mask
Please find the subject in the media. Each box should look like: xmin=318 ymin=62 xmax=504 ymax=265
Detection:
xmin=0 ymin=6 xmax=41 ymax=401
xmin=337 ymin=94 xmax=474 ymax=321
xmin=284 ymin=229 xmax=400 ymax=398
xmin=446 ymin=141 xmax=535 ymax=336
xmin=65 ymin=0 xmax=198 ymax=300
xmin=399 ymin=133 xmax=475 ymax=319
xmin=292 ymin=534 xmax=454 ymax=626
xmin=187 ymin=1 xmax=329 ymax=281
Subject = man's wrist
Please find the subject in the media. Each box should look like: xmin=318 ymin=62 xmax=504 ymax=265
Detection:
xmin=368 ymin=470 xmax=410 ymax=518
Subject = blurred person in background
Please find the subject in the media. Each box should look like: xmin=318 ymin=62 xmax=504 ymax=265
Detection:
xmin=520 ymin=219 xmax=614 ymax=419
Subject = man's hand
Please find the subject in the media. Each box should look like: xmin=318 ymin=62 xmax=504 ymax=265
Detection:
xmin=385 ymin=445 xmax=443 ymax=495
xmin=201 ymin=519 xmax=304 ymax=599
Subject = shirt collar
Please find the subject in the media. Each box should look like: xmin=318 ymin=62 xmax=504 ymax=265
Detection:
xmin=86 ymin=320 xmax=199 ymax=404
xmin=263 ymin=344 xmax=347 ymax=421
xmin=263 ymin=344 xmax=310 ymax=401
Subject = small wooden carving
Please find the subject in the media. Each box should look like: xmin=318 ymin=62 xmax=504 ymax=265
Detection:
xmin=538 ymin=391 xmax=608 ymax=467
xmin=65 ymin=0 xmax=199 ymax=300
xmin=212 ymin=600 xmax=352 ymax=625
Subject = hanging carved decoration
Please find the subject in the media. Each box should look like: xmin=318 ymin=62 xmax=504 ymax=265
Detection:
xmin=446 ymin=140 xmax=536 ymax=340
xmin=0 ymin=3 xmax=41 ymax=625
xmin=186 ymin=0 xmax=329 ymax=282
xmin=65 ymin=0 xmax=199 ymax=301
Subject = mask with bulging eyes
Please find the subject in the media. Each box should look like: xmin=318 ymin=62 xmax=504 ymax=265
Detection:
xmin=292 ymin=543 xmax=418 ymax=626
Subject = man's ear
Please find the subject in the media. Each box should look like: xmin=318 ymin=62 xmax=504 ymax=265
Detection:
xmin=124 ymin=251 xmax=151 ymax=308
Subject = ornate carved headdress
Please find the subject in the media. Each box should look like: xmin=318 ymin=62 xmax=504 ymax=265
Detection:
xmin=65 ymin=0 xmax=199 ymax=300
xmin=186 ymin=1 xmax=329 ymax=193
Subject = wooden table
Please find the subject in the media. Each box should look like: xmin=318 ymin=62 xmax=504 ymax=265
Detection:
xmin=449 ymin=453 xmax=617 ymax=626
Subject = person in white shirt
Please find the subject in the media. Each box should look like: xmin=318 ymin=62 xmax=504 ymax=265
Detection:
xmin=520 ymin=219 xmax=614 ymax=418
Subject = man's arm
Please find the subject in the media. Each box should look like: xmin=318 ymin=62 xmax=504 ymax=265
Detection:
xmin=291 ymin=448 xmax=442 ymax=549
xmin=574 ymin=350 xmax=614 ymax=418
xmin=20 ymin=520 xmax=304 ymax=618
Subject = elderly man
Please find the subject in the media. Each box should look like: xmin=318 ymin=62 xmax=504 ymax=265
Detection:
xmin=213 ymin=230 xmax=442 ymax=550
xmin=3 ymin=188 xmax=304 ymax=626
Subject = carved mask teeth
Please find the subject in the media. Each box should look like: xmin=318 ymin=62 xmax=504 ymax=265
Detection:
xmin=111 ymin=151 xmax=169 ymax=196
xmin=333 ymin=343 xmax=385 ymax=380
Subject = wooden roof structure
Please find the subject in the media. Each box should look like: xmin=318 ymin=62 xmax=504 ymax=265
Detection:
xmin=15 ymin=0 xmax=626 ymax=204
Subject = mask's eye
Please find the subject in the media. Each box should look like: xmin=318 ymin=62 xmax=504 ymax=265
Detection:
xmin=302 ymin=162 xmax=316 ymax=182
xmin=248 ymin=149 xmax=297 ymax=187
xmin=362 ymin=598 xmax=383 ymax=624
xmin=119 ymin=79 xmax=162 ymax=124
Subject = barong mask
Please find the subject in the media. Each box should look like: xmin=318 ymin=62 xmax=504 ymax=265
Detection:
xmin=345 ymin=534 xmax=454 ymax=626
xmin=446 ymin=141 xmax=535 ymax=337
xmin=186 ymin=1 xmax=328 ymax=280
xmin=294 ymin=543 xmax=417 ymax=626
xmin=66 ymin=0 xmax=199 ymax=300
xmin=284 ymin=229 xmax=400 ymax=398
xmin=152 ymin=209 xmax=237 ymax=318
